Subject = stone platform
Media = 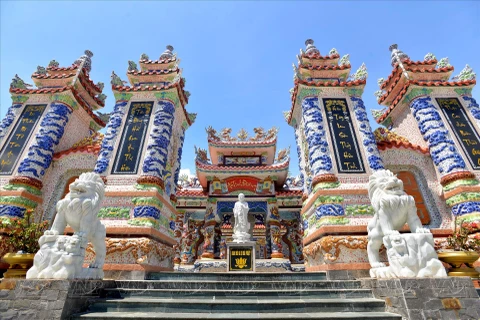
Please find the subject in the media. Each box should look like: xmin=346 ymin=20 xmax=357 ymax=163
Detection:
xmin=173 ymin=259 xmax=304 ymax=273
xmin=360 ymin=277 xmax=480 ymax=320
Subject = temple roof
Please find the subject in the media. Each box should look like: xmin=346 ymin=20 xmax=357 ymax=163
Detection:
xmin=285 ymin=39 xmax=368 ymax=125
xmin=374 ymin=128 xmax=429 ymax=154
xmin=373 ymin=44 xmax=476 ymax=124
xmin=111 ymin=45 xmax=193 ymax=126
xmin=52 ymin=132 xmax=103 ymax=160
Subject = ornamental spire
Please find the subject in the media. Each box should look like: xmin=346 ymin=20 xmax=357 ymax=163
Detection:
xmin=304 ymin=39 xmax=320 ymax=56
xmin=389 ymin=44 xmax=410 ymax=79
xmin=74 ymin=50 xmax=94 ymax=73
xmin=159 ymin=45 xmax=174 ymax=60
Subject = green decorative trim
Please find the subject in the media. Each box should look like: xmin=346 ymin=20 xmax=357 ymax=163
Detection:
xmin=443 ymin=179 xmax=479 ymax=192
xmin=0 ymin=196 xmax=38 ymax=209
xmin=135 ymin=183 xmax=164 ymax=195
xmin=402 ymin=88 xmax=433 ymax=104
xmin=98 ymin=207 xmax=130 ymax=219
xmin=182 ymin=120 xmax=189 ymax=130
xmin=381 ymin=116 xmax=393 ymax=128
xmin=313 ymin=181 xmax=340 ymax=192
xmin=208 ymin=198 xmax=218 ymax=204
xmin=155 ymin=91 xmax=180 ymax=107
xmin=345 ymin=204 xmax=374 ymax=216
xmin=457 ymin=213 xmax=480 ymax=222
xmin=52 ymin=94 xmax=78 ymax=110
xmin=267 ymin=198 xmax=278 ymax=204
xmin=3 ymin=184 xmax=42 ymax=196
xmin=446 ymin=192 xmax=480 ymax=206
xmin=132 ymin=197 xmax=164 ymax=209
xmin=314 ymin=196 xmax=343 ymax=206
xmin=90 ymin=120 xmax=102 ymax=131
xmin=344 ymin=88 xmax=364 ymax=97
xmin=127 ymin=217 xmax=159 ymax=228
xmin=114 ymin=93 xmax=133 ymax=101
xmin=454 ymin=88 xmax=473 ymax=97
xmin=315 ymin=216 xmax=349 ymax=227
xmin=11 ymin=95 xmax=29 ymax=104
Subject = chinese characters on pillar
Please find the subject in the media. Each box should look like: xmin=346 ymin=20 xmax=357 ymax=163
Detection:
xmin=437 ymin=98 xmax=480 ymax=170
xmin=111 ymin=101 xmax=153 ymax=174
xmin=323 ymin=98 xmax=365 ymax=173
xmin=0 ymin=104 xmax=46 ymax=175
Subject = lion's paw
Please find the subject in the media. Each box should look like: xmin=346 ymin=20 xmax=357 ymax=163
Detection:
xmin=415 ymin=227 xmax=431 ymax=234
xmin=384 ymin=230 xmax=400 ymax=236
xmin=371 ymin=262 xmax=387 ymax=268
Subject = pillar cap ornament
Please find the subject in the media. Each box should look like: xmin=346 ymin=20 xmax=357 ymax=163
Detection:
xmin=389 ymin=44 xmax=409 ymax=67
xmin=304 ymin=39 xmax=320 ymax=56
xmin=160 ymin=45 xmax=174 ymax=60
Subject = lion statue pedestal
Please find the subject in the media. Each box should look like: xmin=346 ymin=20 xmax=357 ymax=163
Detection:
xmin=367 ymin=169 xmax=447 ymax=278
xmin=27 ymin=172 xmax=106 ymax=280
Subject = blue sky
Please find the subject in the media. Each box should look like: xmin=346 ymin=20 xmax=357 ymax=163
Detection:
xmin=1 ymin=1 xmax=479 ymax=178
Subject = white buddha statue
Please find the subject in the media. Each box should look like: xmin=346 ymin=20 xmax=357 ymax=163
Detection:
xmin=232 ymin=193 xmax=251 ymax=242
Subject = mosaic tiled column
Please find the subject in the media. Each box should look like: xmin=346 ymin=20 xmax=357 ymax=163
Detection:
xmin=350 ymin=96 xmax=384 ymax=171
xmin=141 ymin=100 xmax=175 ymax=179
xmin=16 ymin=102 xmax=72 ymax=180
xmin=94 ymin=100 xmax=129 ymax=175
xmin=410 ymin=96 xmax=467 ymax=176
xmin=410 ymin=96 xmax=478 ymax=219
xmin=461 ymin=95 xmax=480 ymax=129
xmin=267 ymin=199 xmax=283 ymax=259
xmin=171 ymin=128 xmax=186 ymax=196
xmin=173 ymin=212 xmax=184 ymax=265
xmin=201 ymin=199 xmax=218 ymax=259
xmin=301 ymin=97 xmax=334 ymax=179
xmin=0 ymin=103 xmax=24 ymax=145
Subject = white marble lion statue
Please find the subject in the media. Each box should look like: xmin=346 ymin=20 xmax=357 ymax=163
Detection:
xmin=367 ymin=169 xmax=430 ymax=269
xmin=27 ymin=172 xmax=106 ymax=279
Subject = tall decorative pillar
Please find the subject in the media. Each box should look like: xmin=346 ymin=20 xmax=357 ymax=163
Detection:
xmin=267 ymin=198 xmax=283 ymax=259
xmin=173 ymin=212 xmax=184 ymax=265
xmin=0 ymin=50 xmax=106 ymax=220
xmin=201 ymin=198 xmax=218 ymax=259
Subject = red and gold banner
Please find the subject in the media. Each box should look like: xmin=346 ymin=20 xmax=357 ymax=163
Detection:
xmin=225 ymin=176 xmax=259 ymax=193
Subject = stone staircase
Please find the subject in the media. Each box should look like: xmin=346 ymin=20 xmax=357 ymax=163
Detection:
xmin=71 ymin=272 xmax=401 ymax=319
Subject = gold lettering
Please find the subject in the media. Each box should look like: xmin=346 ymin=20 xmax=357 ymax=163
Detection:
xmin=127 ymin=144 xmax=134 ymax=153
xmin=15 ymin=133 xmax=24 ymax=140
xmin=124 ymin=153 xmax=133 ymax=161
xmin=337 ymin=123 xmax=345 ymax=129
xmin=334 ymin=114 xmax=345 ymax=121
xmin=133 ymin=117 xmax=142 ymax=123
xmin=9 ymin=142 xmax=20 ymax=148
xmin=120 ymin=163 xmax=131 ymax=171
xmin=462 ymin=139 xmax=478 ymax=146
xmin=343 ymin=151 xmax=354 ymax=159
xmin=459 ymin=130 xmax=471 ymax=137
xmin=132 ymin=125 xmax=140 ymax=132
xmin=452 ymin=113 xmax=460 ymax=119
xmin=20 ymin=126 xmax=27 ymax=132
xmin=6 ymin=151 xmax=13 ymax=158
xmin=473 ymin=148 xmax=480 ymax=156
xmin=339 ymin=132 xmax=348 ymax=138
xmin=128 ymin=134 xmax=137 ymax=141
xmin=456 ymin=121 xmax=466 ymax=127
xmin=21 ymin=118 xmax=33 ymax=124
xmin=1 ymin=159 xmax=12 ymax=169
xmin=344 ymin=162 xmax=358 ymax=170
xmin=340 ymin=141 xmax=352 ymax=150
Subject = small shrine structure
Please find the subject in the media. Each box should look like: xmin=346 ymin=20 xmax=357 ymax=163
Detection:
xmin=176 ymin=127 xmax=304 ymax=270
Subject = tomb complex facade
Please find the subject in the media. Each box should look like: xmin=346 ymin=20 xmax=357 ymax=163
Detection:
xmin=0 ymin=40 xmax=478 ymax=279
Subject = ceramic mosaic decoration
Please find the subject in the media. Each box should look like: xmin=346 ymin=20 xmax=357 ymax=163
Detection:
xmin=0 ymin=41 xmax=479 ymax=278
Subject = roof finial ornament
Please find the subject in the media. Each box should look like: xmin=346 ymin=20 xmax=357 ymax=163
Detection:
xmin=110 ymin=71 xmax=127 ymax=87
xmin=36 ymin=66 xmax=47 ymax=75
xmin=160 ymin=45 xmax=174 ymax=60
xmin=10 ymin=74 xmax=32 ymax=89
xmin=74 ymin=50 xmax=94 ymax=73
xmin=452 ymin=64 xmax=476 ymax=81
xmin=304 ymin=39 xmax=320 ymax=56
xmin=389 ymin=44 xmax=410 ymax=79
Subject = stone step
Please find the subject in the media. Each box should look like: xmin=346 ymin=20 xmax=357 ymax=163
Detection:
xmin=72 ymin=311 xmax=403 ymax=319
xmin=106 ymin=288 xmax=374 ymax=299
xmin=114 ymin=279 xmax=362 ymax=290
xmin=87 ymin=297 xmax=387 ymax=314
xmin=146 ymin=271 xmax=326 ymax=281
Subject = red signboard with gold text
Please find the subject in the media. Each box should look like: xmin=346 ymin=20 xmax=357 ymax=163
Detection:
xmin=225 ymin=176 xmax=259 ymax=193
